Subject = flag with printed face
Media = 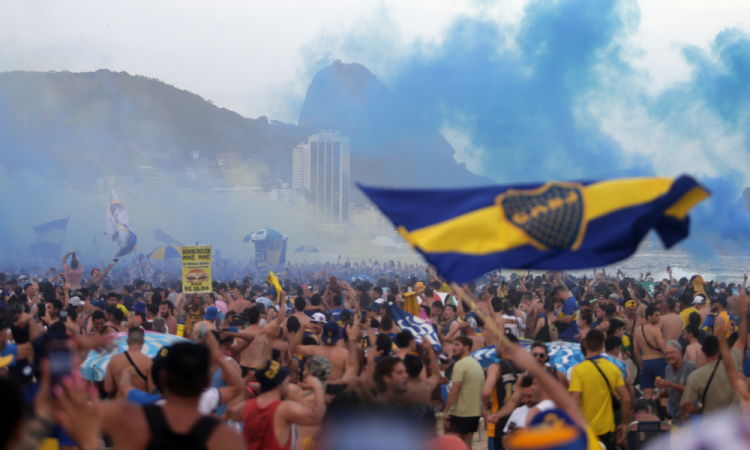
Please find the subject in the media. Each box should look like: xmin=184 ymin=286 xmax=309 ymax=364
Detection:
xmin=27 ymin=218 xmax=69 ymax=258
xmin=360 ymin=175 xmax=709 ymax=283
xmin=105 ymin=189 xmax=137 ymax=258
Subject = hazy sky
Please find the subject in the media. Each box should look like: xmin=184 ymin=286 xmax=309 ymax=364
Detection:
xmin=2 ymin=0 xmax=749 ymax=124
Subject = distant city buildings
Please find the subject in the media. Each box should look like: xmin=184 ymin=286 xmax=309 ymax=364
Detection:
xmin=292 ymin=131 xmax=351 ymax=231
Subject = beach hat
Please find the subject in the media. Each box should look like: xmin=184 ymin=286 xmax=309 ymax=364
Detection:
xmin=133 ymin=301 xmax=147 ymax=314
xmin=204 ymin=306 xmax=218 ymax=321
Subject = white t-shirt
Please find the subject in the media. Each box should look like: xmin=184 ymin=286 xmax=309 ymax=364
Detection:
xmin=502 ymin=314 xmax=526 ymax=337
xmin=504 ymin=405 xmax=530 ymax=433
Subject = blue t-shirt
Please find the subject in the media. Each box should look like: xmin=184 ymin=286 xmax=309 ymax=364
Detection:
xmin=557 ymin=296 xmax=580 ymax=340
xmin=1 ymin=343 xmax=18 ymax=366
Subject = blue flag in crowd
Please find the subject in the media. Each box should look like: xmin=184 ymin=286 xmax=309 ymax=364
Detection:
xmin=26 ymin=218 xmax=69 ymax=259
xmin=389 ymin=304 xmax=442 ymax=351
xmin=360 ymin=175 xmax=709 ymax=283
xmin=153 ymin=229 xmax=183 ymax=247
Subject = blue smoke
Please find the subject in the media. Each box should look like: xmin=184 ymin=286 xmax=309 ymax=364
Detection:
xmin=303 ymin=0 xmax=750 ymax=248
xmin=388 ymin=0 xmax=648 ymax=183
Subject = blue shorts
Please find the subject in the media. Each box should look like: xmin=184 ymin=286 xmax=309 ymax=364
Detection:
xmin=641 ymin=358 xmax=667 ymax=389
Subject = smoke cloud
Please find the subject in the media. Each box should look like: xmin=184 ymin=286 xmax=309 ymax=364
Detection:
xmin=300 ymin=0 xmax=750 ymax=251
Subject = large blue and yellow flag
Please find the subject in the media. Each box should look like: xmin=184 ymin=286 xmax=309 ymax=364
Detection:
xmin=360 ymin=176 xmax=709 ymax=283
xmin=27 ymin=218 xmax=69 ymax=259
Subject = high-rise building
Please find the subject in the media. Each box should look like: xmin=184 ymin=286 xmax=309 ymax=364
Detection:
xmin=292 ymin=131 xmax=350 ymax=227
xmin=292 ymin=143 xmax=310 ymax=189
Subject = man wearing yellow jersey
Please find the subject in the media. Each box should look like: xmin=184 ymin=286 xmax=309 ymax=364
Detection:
xmin=678 ymin=293 xmax=698 ymax=328
xmin=701 ymin=294 xmax=736 ymax=338
xmin=501 ymin=341 xmax=604 ymax=450
xmin=569 ymin=329 xmax=630 ymax=450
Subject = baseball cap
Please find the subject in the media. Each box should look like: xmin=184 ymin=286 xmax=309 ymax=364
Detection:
xmin=255 ymin=359 xmax=289 ymax=392
xmin=503 ymin=301 xmax=514 ymax=314
xmin=133 ymin=301 xmax=147 ymax=314
xmin=204 ymin=306 xmax=218 ymax=321
xmin=624 ymin=300 xmax=636 ymax=308
xmin=69 ymin=296 xmax=82 ymax=307
xmin=310 ymin=312 xmax=326 ymax=323
xmin=693 ymin=295 xmax=706 ymax=304
xmin=367 ymin=303 xmax=382 ymax=312
xmin=713 ymin=294 xmax=727 ymax=307
xmin=321 ymin=321 xmax=340 ymax=345
xmin=93 ymin=300 xmax=107 ymax=309
xmin=609 ymin=293 xmax=620 ymax=301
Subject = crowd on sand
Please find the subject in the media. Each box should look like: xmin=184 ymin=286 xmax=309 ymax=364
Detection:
xmin=1 ymin=252 xmax=750 ymax=450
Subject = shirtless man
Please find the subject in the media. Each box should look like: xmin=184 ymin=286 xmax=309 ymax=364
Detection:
xmin=401 ymin=340 xmax=441 ymax=405
xmin=659 ymin=298 xmax=685 ymax=342
xmin=104 ymin=327 xmax=154 ymax=399
xmin=61 ymin=250 xmax=84 ymax=290
xmin=291 ymin=296 xmax=312 ymax=331
xmin=236 ymin=307 xmax=269 ymax=377
xmin=682 ymin=324 xmax=706 ymax=368
xmin=159 ymin=301 xmax=177 ymax=335
xmin=291 ymin=320 xmax=349 ymax=382
xmin=191 ymin=306 xmax=219 ymax=340
xmin=693 ymin=295 xmax=711 ymax=321
xmin=228 ymin=285 xmax=253 ymax=314
xmin=89 ymin=260 xmax=116 ymax=287
xmin=633 ymin=305 xmax=667 ymax=399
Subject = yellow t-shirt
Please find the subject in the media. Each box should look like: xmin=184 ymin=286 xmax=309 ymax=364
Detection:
xmin=679 ymin=306 xmax=699 ymax=328
xmin=569 ymin=356 xmax=624 ymax=435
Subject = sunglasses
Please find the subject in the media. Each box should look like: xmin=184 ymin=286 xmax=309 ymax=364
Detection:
xmin=531 ymin=352 xmax=547 ymax=359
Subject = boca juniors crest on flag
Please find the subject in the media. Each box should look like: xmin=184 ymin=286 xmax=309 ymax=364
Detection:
xmin=360 ymin=176 xmax=709 ymax=283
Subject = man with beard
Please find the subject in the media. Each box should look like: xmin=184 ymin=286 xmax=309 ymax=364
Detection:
xmin=442 ymin=336 xmax=484 ymax=447
xmin=159 ymin=300 xmax=177 ymax=334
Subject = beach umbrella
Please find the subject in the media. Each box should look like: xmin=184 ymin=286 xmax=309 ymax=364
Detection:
xmin=470 ymin=340 xmax=627 ymax=380
xmin=149 ymin=244 xmax=182 ymax=260
xmin=80 ymin=331 xmax=191 ymax=381
xmin=294 ymin=245 xmax=318 ymax=253
xmin=294 ymin=244 xmax=318 ymax=262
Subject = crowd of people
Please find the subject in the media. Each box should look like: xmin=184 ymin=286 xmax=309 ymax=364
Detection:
xmin=1 ymin=252 xmax=750 ymax=450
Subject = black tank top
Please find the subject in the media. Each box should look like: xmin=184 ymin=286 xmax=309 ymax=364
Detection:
xmin=494 ymin=360 xmax=518 ymax=432
xmin=144 ymin=405 xmax=220 ymax=450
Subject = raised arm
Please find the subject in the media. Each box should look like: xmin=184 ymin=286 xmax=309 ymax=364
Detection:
xmin=715 ymin=322 xmax=749 ymax=401
xmin=340 ymin=322 xmax=361 ymax=383
xmin=61 ymin=250 xmax=72 ymax=268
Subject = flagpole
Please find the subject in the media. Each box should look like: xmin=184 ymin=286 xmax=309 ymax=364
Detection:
xmin=133 ymin=251 xmax=144 ymax=277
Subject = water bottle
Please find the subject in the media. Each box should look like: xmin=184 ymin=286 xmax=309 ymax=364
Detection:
xmin=176 ymin=324 xmax=185 ymax=337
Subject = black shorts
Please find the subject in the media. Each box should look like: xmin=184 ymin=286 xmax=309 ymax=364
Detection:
xmin=447 ymin=415 xmax=480 ymax=436
xmin=241 ymin=366 xmax=256 ymax=378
